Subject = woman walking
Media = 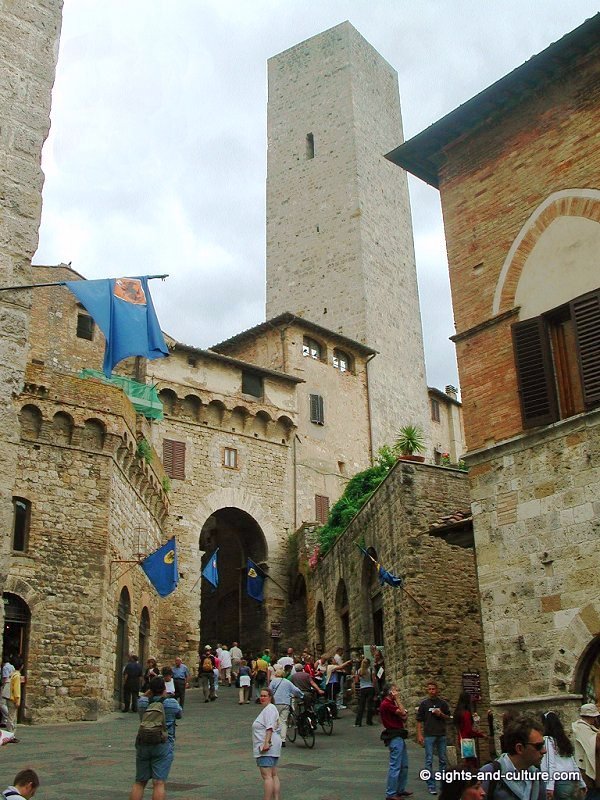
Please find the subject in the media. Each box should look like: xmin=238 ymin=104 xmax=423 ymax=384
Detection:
xmin=453 ymin=691 xmax=485 ymax=769
xmin=252 ymin=688 xmax=282 ymax=800
xmin=354 ymin=658 xmax=375 ymax=727
xmin=541 ymin=711 xmax=586 ymax=800
xmin=380 ymin=683 xmax=412 ymax=800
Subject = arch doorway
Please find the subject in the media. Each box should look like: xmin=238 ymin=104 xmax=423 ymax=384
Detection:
xmin=335 ymin=579 xmax=350 ymax=656
xmin=361 ymin=547 xmax=384 ymax=646
xmin=286 ymin=574 xmax=307 ymax=651
xmin=2 ymin=593 xmax=30 ymax=723
xmin=580 ymin=636 xmax=600 ymax=704
xmin=199 ymin=508 xmax=267 ymax=654
xmin=114 ymin=588 xmax=131 ymax=705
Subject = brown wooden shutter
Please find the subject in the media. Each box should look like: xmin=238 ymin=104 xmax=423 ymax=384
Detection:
xmin=163 ymin=439 xmax=185 ymax=480
xmin=571 ymin=290 xmax=600 ymax=407
xmin=310 ymin=394 xmax=324 ymax=425
xmin=315 ymin=494 xmax=329 ymax=524
xmin=512 ymin=317 xmax=558 ymax=428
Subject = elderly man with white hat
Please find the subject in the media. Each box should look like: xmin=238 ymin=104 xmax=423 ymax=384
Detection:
xmin=572 ymin=702 xmax=600 ymax=800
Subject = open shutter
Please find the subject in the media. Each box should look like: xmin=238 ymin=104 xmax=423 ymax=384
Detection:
xmin=512 ymin=317 xmax=558 ymax=428
xmin=571 ymin=290 xmax=600 ymax=407
xmin=309 ymin=394 xmax=324 ymax=425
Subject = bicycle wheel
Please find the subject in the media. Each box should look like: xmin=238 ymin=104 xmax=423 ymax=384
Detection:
xmin=299 ymin=715 xmax=315 ymax=749
xmin=287 ymin=710 xmax=297 ymax=743
xmin=320 ymin=709 xmax=333 ymax=736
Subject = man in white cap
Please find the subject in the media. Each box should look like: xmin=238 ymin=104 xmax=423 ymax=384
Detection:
xmin=572 ymin=702 xmax=600 ymax=800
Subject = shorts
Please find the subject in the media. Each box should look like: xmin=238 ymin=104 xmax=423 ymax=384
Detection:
xmin=256 ymin=755 xmax=279 ymax=768
xmin=135 ymin=741 xmax=174 ymax=782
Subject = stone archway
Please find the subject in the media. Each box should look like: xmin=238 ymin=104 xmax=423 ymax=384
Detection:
xmin=551 ymin=602 xmax=600 ymax=698
xmin=199 ymin=507 xmax=268 ymax=654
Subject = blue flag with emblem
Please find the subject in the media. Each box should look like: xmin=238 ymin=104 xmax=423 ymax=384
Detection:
xmin=358 ymin=544 xmax=403 ymax=588
xmin=65 ymin=276 xmax=168 ymax=378
xmin=246 ymin=558 xmax=266 ymax=602
xmin=202 ymin=547 xmax=219 ymax=589
xmin=141 ymin=537 xmax=178 ymax=597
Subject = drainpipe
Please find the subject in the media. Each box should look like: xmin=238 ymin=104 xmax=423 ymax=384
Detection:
xmin=293 ymin=433 xmax=300 ymax=530
xmin=365 ymin=353 xmax=377 ymax=463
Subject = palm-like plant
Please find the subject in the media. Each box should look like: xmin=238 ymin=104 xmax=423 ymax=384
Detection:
xmin=394 ymin=424 xmax=426 ymax=456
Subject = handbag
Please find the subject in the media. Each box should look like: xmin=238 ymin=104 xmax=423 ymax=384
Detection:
xmin=460 ymin=737 xmax=476 ymax=759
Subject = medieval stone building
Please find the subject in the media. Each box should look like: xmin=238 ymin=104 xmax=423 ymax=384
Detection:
xmin=388 ymin=13 xmax=600 ymax=718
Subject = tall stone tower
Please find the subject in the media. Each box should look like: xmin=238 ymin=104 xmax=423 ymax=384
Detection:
xmin=266 ymin=22 xmax=430 ymax=451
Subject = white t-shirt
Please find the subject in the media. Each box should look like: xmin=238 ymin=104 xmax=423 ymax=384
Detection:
xmin=164 ymin=679 xmax=175 ymax=694
xmin=230 ymin=647 xmax=243 ymax=661
xmin=220 ymin=650 xmax=232 ymax=668
xmin=252 ymin=703 xmax=282 ymax=758
xmin=277 ymin=656 xmax=294 ymax=668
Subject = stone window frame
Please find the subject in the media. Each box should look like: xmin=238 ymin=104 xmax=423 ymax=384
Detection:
xmin=223 ymin=446 xmax=238 ymax=470
xmin=12 ymin=497 xmax=31 ymax=552
xmin=303 ymin=336 xmax=326 ymax=362
xmin=76 ymin=311 xmax=94 ymax=341
xmin=332 ymin=348 xmax=353 ymax=374
xmin=309 ymin=393 xmax=325 ymax=426
xmin=163 ymin=438 xmax=186 ymax=480
xmin=431 ymin=397 xmax=441 ymax=423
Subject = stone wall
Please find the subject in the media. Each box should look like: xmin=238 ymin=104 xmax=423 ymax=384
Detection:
xmin=0 ymin=1 xmax=63 ymax=627
xmin=301 ymin=459 xmax=490 ymax=732
xmin=266 ymin=22 xmax=431 ymax=451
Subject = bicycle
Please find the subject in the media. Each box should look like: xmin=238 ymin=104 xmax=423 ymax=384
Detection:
xmin=287 ymin=700 xmax=315 ymax=748
xmin=314 ymin=698 xmax=334 ymax=735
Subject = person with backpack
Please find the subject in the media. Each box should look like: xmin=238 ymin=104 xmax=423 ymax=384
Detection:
xmin=129 ymin=675 xmax=182 ymax=800
xmin=480 ymin=715 xmax=546 ymax=800
xmin=199 ymin=646 xmax=216 ymax=703
xmin=1 ymin=768 xmax=39 ymax=799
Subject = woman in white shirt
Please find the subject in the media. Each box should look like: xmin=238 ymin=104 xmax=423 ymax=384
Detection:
xmin=541 ymin=711 xmax=586 ymax=800
xmin=252 ymin=688 xmax=282 ymax=800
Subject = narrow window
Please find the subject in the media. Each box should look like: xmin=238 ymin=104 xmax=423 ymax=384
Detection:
xmin=302 ymin=336 xmax=324 ymax=361
xmin=12 ymin=497 xmax=30 ymax=552
xmin=309 ymin=394 xmax=324 ymax=425
xmin=315 ymin=494 xmax=329 ymax=524
xmin=431 ymin=398 xmax=440 ymax=423
xmin=306 ymin=133 xmax=315 ymax=160
xmin=76 ymin=313 xmax=94 ymax=341
xmin=223 ymin=447 xmax=238 ymax=469
xmin=163 ymin=439 xmax=186 ymax=480
xmin=242 ymin=371 xmax=264 ymax=399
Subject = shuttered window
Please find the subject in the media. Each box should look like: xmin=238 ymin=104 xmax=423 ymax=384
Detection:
xmin=315 ymin=494 xmax=329 ymax=524
xmin=512 ymin=287 xmax=600 ymax=429
xmin=163 ymin=439 xmax=186 ymax=480
xmin=309 ymin=394 xmax=324 ymax=425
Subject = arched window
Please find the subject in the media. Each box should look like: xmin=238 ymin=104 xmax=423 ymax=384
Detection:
xmin=303 ymin=336 xmax=325 ymax=361
xmin=333 ymin=348 xmax=353 ymax=373
xmin=12 ymin=498 xmax=31 ymax=552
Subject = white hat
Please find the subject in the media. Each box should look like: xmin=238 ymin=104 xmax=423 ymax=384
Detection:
xmin=580 ymin=703 xmax=600 ymax=717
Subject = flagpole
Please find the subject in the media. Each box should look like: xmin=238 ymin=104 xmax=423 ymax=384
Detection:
xmin=0 ymin=274 xmax=169 ymax=292
xmin=354 ymin=542 xmax=427 ymax=612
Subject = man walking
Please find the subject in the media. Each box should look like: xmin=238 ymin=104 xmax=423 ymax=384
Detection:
xmin=129 ymin=675 xmax=182 ymax=800
xmin=1 ymin=768 xmax=40 ymax=798
xmin=572 ymin=703 xmax=600 ymax=800
xmin=1 ymin=655 xmax=15 ymax=728
xmin=480 ymin=715 xmax=546 ymax=800
xmin=416 ymin=681 xmax=451 ymax=795
xmin=230 ymin=642 xmax=243 ymax=680
xmin=171 ymin=657 xmax=190 ymax=708
xmin=123 ymin=654 xmax=143 ymax=712
xmin=0 ymin=657 xmax=22 ymax=741
xmin=199 ymin=646 xmax=216 ymax=702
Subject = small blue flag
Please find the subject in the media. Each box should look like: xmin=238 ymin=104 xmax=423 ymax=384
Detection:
xmin=357 ymin=543 xmax=403 ymax=588
xmin=202 ymin=548 xmax=219 ymax=589
xmin=247 ymin=558 xmax=266 ymax=602
xmin=141 ymin=537 xmax=178 ymax=597
xmin=65 ymin=276 xmax=168 ymax=377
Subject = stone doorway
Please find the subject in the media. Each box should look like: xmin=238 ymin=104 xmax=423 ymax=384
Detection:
xmin=114 ymin=587 xmax=131 ymax=706
xmin=199 ymin=507 xmax=267 ymax=655
xmin=580 ymin=636 xmax=600 ymax=704
xmin=2 ymin=593 xmax=30 ymax=722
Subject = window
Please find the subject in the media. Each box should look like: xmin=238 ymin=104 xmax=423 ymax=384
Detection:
xmin=242 ymin=371 xmax=264 ymax=399
xmin=315 ymin=494 xmax=329 ymax=524
xmin=332 ymin=348 xmax=353 ymax=373
xmin=302 ymin=336 xmax=324 ymax=361
xmin=306 ymin=133 xmax=315 ymax=160
xmin=162 ymin=439 xmax=186 ymax=480
xmin=76 ymin=313 xmax=94 ymax=340
xmin=512 ymin=288 xmax=600 ymax=428
xmin=431 ymin=398 xmax=441 ymax=422
xmin=223 ymin=447 xmax=238 ymax=469
xmin=309 ymin=394 xmax=324 ymax=425
xmin=12 ymin=497 xmax=30 ymax=552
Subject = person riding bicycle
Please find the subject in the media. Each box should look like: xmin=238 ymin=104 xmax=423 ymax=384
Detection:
xmin=290 ymin=663 xmax=324 ymax=711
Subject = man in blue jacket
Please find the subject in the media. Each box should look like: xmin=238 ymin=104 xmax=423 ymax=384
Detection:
xmin=129 ymin=676 xmax=182 ymax=800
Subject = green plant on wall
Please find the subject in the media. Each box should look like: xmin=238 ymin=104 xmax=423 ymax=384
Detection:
xmin=161 ymin=475 xmax=171 ymax=493
xmin=393 ymin=424 xmax=426 ymax=456
xmin=136 ymin=438 xmax=153 ymax=464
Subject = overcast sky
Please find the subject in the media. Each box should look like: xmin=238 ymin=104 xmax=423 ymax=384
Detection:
xmin=35 ymin=0 xmax=598 ymax=391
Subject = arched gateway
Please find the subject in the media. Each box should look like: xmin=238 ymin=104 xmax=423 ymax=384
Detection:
xmin=199 ymin=507 xmax=268 ymax=653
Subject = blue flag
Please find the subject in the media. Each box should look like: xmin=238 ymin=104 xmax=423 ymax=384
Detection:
xmin=358 ymin=543 xmax=403 ymax=588
xmin=65 ymin=276 xmax=168 ymax=377
xmin=247 ymin=558 xmax=266 ymax=602
xmin=141 ymin=538 xmax=178 ymax=597
xmin=202 ymin=548 xmax=219 ymax=589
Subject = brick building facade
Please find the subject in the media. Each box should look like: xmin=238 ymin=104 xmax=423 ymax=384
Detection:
xmin=388 ymin=14 xmax=600 ymax=718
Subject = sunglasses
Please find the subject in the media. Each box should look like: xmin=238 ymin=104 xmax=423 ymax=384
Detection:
xmin=523 ymin=741 xmax=545 ymax=752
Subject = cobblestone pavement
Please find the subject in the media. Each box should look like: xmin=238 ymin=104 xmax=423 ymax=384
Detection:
xmin=0 ymin=687 xmax=442 ymax=799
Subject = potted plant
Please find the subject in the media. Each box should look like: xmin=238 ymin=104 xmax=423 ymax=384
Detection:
xmin=394 ymin=424 xmax=426 ymax=462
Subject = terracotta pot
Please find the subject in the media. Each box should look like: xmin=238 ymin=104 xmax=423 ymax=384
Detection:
xmin=397 ymin=454 xmax=425 ymax=463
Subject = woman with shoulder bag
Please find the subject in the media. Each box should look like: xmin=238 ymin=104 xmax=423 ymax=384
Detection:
xmin=380 ymin=683 xmax=412 ymax=800
xmin=454 ymin=692 xmax=486 ymax=769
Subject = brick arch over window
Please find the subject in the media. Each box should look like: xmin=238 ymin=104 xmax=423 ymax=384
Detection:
xmin=493 ymin=190 xmax=600 ymax=316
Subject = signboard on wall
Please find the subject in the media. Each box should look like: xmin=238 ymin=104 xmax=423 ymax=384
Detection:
xmin=270 ymin=622 xmax=281 ymax=639
xmin=462 ymin=671 xmax=481 ymax=701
